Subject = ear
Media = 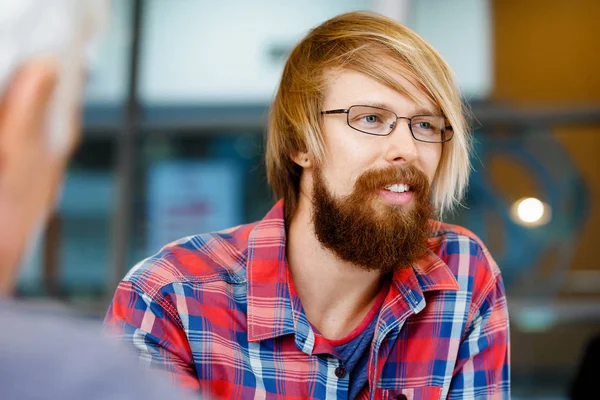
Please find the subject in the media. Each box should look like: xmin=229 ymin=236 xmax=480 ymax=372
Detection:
xmin=291 ymin=151 xmax=313 ymax=169
xmin=0 ymin=58 xmax=58 ymax=161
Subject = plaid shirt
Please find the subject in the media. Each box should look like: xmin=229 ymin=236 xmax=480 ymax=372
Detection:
xmin=104 ymin=201 xmax=510 ymax=399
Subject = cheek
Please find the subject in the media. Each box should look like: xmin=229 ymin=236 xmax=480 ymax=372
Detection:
xmin=322 ymin=143 xmax=371 ymax=196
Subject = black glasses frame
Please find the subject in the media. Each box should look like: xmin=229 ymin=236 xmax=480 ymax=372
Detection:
xmin=321 ymin=105 xmax=454 ymax=143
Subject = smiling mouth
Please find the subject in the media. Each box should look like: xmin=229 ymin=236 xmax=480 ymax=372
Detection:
xmin=378 ymin=183 xmax=415 ymax=207
xmin=384 ymin=183 xmax=411 ymax=193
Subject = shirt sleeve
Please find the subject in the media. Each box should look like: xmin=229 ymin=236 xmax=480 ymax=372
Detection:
xmin=447 ymin=273 xmax=511 ymax=399
xmin=103 ymin=280 xmax=201 ymax=391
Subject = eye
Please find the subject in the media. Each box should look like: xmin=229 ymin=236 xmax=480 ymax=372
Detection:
xmin=362 ymin=114 xmax=380 ymax=124
xmin=347 ymin=107 xmax=394 ymax=135
xmin=415 ymin=121 xmax=432 ymax=130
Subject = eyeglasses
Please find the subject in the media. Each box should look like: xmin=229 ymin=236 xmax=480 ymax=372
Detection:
xmin=321 ymin=105 xmax=454 ymax=143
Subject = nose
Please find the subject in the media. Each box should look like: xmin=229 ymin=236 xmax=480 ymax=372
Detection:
xmin=383 ymin=118 xmax=418 ymax=165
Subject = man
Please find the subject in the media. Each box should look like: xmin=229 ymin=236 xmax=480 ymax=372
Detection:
xmin=0 ymin=1 xmax=190 ymax=398
xmin=105 ymin=11 xmax=510 ymax=399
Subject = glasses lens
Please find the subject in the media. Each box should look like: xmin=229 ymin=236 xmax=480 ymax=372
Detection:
xmin=442 ymin=126 xmax=454 ymax=142
xmin=411 ymin=116 xmax=447 ymax=142
xmin=347 ymin=106 xmax=395 ymax=136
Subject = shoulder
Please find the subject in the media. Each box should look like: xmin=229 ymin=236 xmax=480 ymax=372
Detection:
xmin=123 ymin=222 xmax=258 ymax=296
xmin=429 ymin=220 xmax=500 ymax=276
xmin=0 ymin=303 xmax=185 ymax=399
xmin=428 ymin=221 xmax=503 ymax=307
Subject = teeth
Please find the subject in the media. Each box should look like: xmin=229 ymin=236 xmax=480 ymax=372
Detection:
xmin=385 ymin=183 xmax=410 ymax=193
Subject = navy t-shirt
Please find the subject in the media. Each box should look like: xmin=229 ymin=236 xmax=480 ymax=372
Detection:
xmin=326 ymin=283 xmax=389 ymax=399
xmin=334 ymin=313 xmax=379 ymax=399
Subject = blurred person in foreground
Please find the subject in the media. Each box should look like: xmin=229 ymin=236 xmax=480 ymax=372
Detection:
xmin=0 ymin=1 xmax=191 ymax=399
xmin=105 ymin=11 xmax=510 ymax=399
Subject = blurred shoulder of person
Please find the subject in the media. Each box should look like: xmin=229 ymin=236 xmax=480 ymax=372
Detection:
xmin=0 ymin=299 xmax=194 ymax=400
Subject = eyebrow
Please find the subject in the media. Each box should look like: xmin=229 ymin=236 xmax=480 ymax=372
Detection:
xmin=354 ymin=101 xmax=441 ymax=117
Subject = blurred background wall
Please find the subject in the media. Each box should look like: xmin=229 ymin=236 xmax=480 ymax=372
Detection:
xmin=491 ymin=1 xmax=600 ymax=398
xmin=15 ymin=1 xmax=600 ymax=399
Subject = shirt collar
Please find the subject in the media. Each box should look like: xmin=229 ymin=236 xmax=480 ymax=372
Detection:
xmin=246 ymin=201 xmax=460 ymax=343
xmin=246 ymin=200 xmax=296 ymax=342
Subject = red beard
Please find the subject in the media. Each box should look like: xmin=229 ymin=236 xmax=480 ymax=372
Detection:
xmin=312 ymin=164 xmax=432 ymax=274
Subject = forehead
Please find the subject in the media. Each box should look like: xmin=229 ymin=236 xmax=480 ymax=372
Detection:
xmin=322 ymin=68 xmax=439 ymax=115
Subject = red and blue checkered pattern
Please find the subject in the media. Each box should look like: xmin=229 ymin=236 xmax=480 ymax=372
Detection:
xmin=104 ymin=201 xmax=510 ymax=399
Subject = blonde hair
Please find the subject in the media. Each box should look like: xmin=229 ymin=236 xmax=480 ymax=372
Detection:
xmin=266 ymin=11 xmax=471 ymax=221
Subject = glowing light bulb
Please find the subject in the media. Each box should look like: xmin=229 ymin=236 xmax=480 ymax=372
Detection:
xmin=511 ymin=197 xmax=551 ymax=227
xmin=517 ymin=198 xmax=544 ymax=223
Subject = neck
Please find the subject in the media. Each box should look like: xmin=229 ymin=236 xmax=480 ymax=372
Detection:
xmin=286 ymin=194 xmax=386 ymax=340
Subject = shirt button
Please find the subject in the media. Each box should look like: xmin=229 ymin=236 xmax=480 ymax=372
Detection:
xmin=334 ymin=366 xmax=346 ymax=378
xmin=395 ymin=395 xmax=408 ymax=400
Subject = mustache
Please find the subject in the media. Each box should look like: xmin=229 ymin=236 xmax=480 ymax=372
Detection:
xmin=353 ymin=165 xmax=430 ymax=195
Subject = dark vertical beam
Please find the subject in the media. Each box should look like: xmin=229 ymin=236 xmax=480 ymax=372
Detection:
xmin=43 ymin=212 xmax=62 ymax=298
xmin=109 ymin=0 xmax=144 ymax=294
